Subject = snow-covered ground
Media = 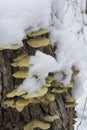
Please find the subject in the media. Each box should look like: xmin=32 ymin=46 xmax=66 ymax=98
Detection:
xmin=0 ymin=0 xmax=87 ymax=129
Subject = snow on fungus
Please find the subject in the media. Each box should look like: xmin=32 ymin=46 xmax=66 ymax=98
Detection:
xmin=28 ymin=29 xmax=50 ymax=37
xmin=0 ymin=44 xmax=23 ymax=50
xmin=44 ymin=115 xmax=60 ymax=122
xmin=24 ymin=119 xmax=50 ymax=130
xmin=27 ymin=37 xmax=50 ymax=48
xmin=22 ymin=87 xmax=48 ymax=99
xmin=6 ymin=89 xmax=26 ymax=98
xmin=12 ymin=69 xmax=28 ymax=78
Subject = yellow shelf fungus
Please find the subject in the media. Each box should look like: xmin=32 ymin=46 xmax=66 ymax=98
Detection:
xmin=65 ymin=95 xmax=76 ymax=103
xmin=52 ymin=88 xmax=67 ymax=93
xmin=0 ymin=44 xmax=23 ymax=50
xmin=45 ymin=94 xmax=55 ymax=101
xmin=16 ymin=99 xmax=30 ymax=107
xmin=23 ymin=87 xmax=48 ymax=99
xmin=13 ymin=54 xmax=28 ymax=62
xmin=6 ymin=89 xmax=26 ymax=98
xmin=12 ymin=69 xmax=28 ymax=78
xmin=28 ymin=29 xmax=50 ymax=37
xmin=27 ymin=37 xmax=50 ymax=48
xmin=24 ymin=119 xmax=50 ymax=130
xmin=44 ymin=115 xmax=59 ymax=122
xmin=11 ymin=56 xmax=30 ymax=67
xmin=46 ymin=76 xmax=55 ymax=84
xmin=65 ymin=102 xmax=77 ymax=108
xmin=4 ymin=99 xmax=15 ymax=107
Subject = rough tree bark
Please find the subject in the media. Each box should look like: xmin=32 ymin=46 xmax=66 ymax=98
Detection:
xmin=0 ymin=41 xmax=76 ymax=130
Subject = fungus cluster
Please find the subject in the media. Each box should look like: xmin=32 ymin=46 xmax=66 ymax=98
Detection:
xmin=3 ymin=29 xmax=77 ymax=129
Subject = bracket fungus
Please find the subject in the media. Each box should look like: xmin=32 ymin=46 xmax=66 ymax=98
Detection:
xmin=0 ymin=44 xmax=23 ymax=50
xmin=28 ymin=29 xmax=50 ymax=37
xmin=46 ymin=76 xmax=55 ymax=84
xmin=11 ymin=56 xmax=30 ymax=67
xmin=13 ymin=54 xmax=28 ymax=62
xmin=27 ymin=37 xmax=50 ymax=48
xmin=22 ymin=87 xmax=48 ymax=99
xmin=4 ymin=99 xmax=15 ymax=107
xmin=15 ymin=99 xmax=30 ymax=107
xmin=52 ymin=81 xmax=64 ymax=88
xmin=43 ymin=83 xmax=51 ymax=88
xmin=65 ymin=102 xmax=77 ymax=108
xmin=45 ymin=94 xmax=55 ymax=101
xmin=3 ymin=28 xmax=76 ymax=121
xmin=65 ymin=95 xmax=76 ymax=103
xmin=52 ymin=88 xmax=67 ymax=93
xmin=6 ymin=88 xmax=27 ymax=98
xmin=24 ymin=119 xmax=50 ymax=130
xmin=4 ymin=99 xmax=25 ymax=112
xmin=12 ymin=69 xmax=28 ymax=78
xmin=44 ymin=115 xmax=60 ymax=122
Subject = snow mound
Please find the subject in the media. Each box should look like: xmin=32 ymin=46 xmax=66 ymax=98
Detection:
xmin=18 ymin=51 xmax=59 ymax=93
xmin=0 ymin=0 xmax=51 ymax=46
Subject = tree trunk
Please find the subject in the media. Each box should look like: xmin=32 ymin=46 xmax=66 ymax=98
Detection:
xmin=0 ymin=44 xmax=76 ymax=130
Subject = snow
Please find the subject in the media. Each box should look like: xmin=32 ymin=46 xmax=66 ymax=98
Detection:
xmin=51 ymin=0 xmax=87 ymax=129
xmin=0 ymin=0 xmax=87 ymax=129
xmin=0 ymin=0 xmax=51 ymax=46
xmin=18 ymin=51 xmax=59 ymax=93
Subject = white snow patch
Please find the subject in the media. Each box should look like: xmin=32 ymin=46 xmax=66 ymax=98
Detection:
xmin=0 ymin=0 xmax=51 ymax=46
xmin=50 ymin=0 xmax=87 ymax=129
xmin=18 ymin=51 xmax=59 ymax=93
